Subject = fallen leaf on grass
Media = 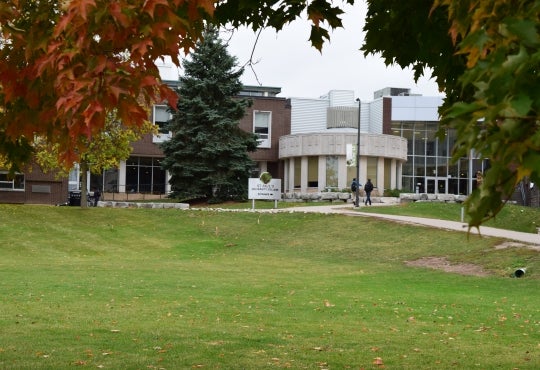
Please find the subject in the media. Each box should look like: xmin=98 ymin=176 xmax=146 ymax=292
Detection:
xmin=373 ymin=357 xmax=385 ymax=367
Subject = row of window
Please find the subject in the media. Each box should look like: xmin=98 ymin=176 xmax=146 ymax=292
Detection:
xmin=290 ymin=155 xmax=384 ymax=189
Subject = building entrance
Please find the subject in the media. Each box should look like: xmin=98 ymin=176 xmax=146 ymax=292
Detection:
xmin=425 ymin=176 xmax=447 ymax=194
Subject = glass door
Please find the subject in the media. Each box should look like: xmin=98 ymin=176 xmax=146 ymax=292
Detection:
xmin=425 ymin=177 xmax=447 ymax=194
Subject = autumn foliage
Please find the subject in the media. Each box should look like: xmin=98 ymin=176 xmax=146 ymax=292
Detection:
xmin=0 ymin=0 xmax=213 ymax=169
xmin=0 ymin=0 xmax=351 ymax=171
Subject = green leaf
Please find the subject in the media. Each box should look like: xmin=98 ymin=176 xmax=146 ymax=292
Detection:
xmin=309 ymin=26 xmax=330 ymax=51
xmin=444 ymin=101 xmax=482 ymax=118
xmin=504 ymin=18 xmax=540 ymax=47
xmin=510 ymin=93 xmax=533 ymax=116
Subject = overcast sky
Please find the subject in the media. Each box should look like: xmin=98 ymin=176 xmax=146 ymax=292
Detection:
xmin=159 ymin=1 xmax=443 ymax=102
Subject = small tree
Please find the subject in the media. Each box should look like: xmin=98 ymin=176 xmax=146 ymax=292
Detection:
xmin=35 ymin=111 xmax=155 ymax=207
xmin=161 ymin=28 xmax=258 ymax=203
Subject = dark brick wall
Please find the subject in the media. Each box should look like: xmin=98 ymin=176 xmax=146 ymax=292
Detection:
xmin=0 ymin=162 xmax=68 ymax=205
xmin=131 ymin=133 xmax=165 ymax=157
xmin=239 ymin=97 xmax=291 ymax=162
xmin=382 ymin=97 xmax=392 ymax=135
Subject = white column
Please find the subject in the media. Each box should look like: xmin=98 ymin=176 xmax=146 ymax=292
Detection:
xmin=377 ymin=157 xmax=385 ymax=193
xmin=118 ymin=160 xmax=126 ymax=193
xmin=396 ymin=161 xmax=403 ymax=190
xmin=288 ymin=158 xmax=295 ymax=192
xmin=390 ymin=159 xmax=397 ymax=189
xmin=283 ymin=159 xmax=289 ymax=193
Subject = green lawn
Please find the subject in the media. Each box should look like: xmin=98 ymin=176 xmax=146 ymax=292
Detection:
xmin=0 ymin=205 xmax=538 ymax=369
xmin=358 ymin=201 xmax=540 ymax=233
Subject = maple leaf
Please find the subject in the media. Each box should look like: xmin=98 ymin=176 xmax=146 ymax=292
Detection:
xmin=143 ymin=0 xmax=170 ymax=19
xmin=108 ymin=1 xmax=131 ymax=27
xmin=74 ymin=0 xmax=97 ymax=21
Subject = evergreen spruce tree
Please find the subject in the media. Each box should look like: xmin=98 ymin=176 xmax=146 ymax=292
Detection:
xmin=161 ymin=28 xmax=258 ymax=202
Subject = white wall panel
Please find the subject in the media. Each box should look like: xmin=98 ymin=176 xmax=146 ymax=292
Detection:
xmin=328 ymin=90 xmax=355 ymax=107
xmin=290 ymin=98 xmax=328 ymax=134
xmin=368 ymin=99 xmax=383 ymax=134
xmin=391 ymin=96 xmax=443 ymax=121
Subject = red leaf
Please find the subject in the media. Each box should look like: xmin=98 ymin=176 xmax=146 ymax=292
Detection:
xmin=109 ymin=2 xmax=130 ymax=27
xmin=143 ymin=0 xmax=170 ymax=19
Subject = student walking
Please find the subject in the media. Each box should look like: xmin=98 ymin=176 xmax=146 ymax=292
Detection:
xmin=364 ymin=179 xmax=373 ymax=206
xmin=351 ymin=178 xmax=359 ymax=206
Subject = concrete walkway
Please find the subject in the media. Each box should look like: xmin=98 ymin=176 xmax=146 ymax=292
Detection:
xmin=274 ymin=203 xmax=540 ymax=248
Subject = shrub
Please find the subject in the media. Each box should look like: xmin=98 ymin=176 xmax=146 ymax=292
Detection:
xmin=384 ymin=188 xmax=404 ymax=197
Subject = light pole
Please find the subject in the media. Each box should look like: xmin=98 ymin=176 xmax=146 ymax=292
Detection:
xmin=355 ymin=98 xmax=361 ymax=207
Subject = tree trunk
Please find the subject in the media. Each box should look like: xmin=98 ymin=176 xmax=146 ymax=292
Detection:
xmin=80 ymin=162 xmax=89 ymax=208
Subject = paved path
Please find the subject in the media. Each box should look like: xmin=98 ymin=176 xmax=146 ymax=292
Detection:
xmin=273 ymin=204 xmax=540 ymax=248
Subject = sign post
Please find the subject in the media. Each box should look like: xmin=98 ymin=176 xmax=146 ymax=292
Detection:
xmin=248 ymin=172 xmax=281 ymax=209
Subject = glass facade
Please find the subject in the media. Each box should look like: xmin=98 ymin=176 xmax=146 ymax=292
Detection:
xmin=307 ymin=156 xmax=318 ymax=188
xmin=294 ymin=158 xmax=301 ymax=188
xmin=92 ymin=168 xmax=119 ymax=193
xmin=366 ymin=157 xmax=378 ymax=186
xmin=391 ymin=121 xmax=488 ymax=195
xmin=126 ymin=156 xmax=167 ymax=194
xmin=326 ymin=155 xmax=338 ymax=188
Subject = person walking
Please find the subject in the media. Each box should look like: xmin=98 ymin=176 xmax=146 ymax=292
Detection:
xmin=93 ymin=188 xmax=101 ymax=207
xmin=364 ymin=179 xmax=373 ymax=206
xmin=351 ymin=178 xmax=359 ymax=206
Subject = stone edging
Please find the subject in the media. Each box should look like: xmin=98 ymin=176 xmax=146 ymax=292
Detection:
xmin=97 ymin=201 xmax=189 ymax=209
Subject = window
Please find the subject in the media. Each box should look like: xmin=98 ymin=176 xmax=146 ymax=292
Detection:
xmin=153 ymin=105 xmax=172 ymax=142
xmin=0 ymin=172 xmax=24 ymax=191
xmin=366 ymin=157 xmax=378 ymax=185
xmin=307 ymin=156 xmax=318 ymax=188
xmin=126 ymin=156 xmax=167 ymax=194
xmin=326 ymin=155 xmax=338 ymax=188
xmin=253 ymin=111 xmax=271 ymax=148
xmin=68 ymin=165 xmax=80 ymax=191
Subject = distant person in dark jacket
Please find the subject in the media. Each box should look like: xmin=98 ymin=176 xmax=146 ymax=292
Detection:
xmin=93 ymin=188 xmax=101 ymax=207
xmin=351 ymin=178 xmax=359 ymax=206
xmin=364 ymin=179 xmax=374 ymax=206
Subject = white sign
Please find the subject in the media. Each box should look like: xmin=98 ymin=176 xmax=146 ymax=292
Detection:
xmin=346 ymin=143 xmax=357 ymax=167
xmin=248 ymin=178 xmax=281 ymax=200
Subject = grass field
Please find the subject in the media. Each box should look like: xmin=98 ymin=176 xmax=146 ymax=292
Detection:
xmin=356 ymin=201 xmax=540 ymax=233
xmin=0 ymin=204 xmax=538 ymax=369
